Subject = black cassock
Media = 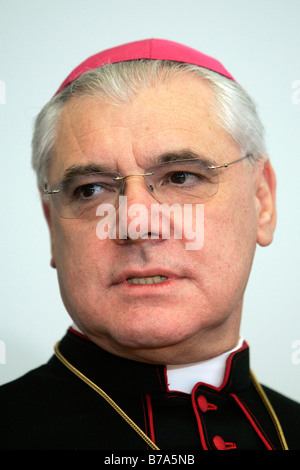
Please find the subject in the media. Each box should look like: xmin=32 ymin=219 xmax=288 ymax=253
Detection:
xmin=1 ymin=328 xmax=299 ymax=450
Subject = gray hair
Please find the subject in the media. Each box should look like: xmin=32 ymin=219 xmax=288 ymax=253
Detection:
xmin=31 ymin=60 xmax=267 ymax=187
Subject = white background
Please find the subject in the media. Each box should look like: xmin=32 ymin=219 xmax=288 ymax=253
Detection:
xmin=0 ymin=0 xmax=299 ymax=401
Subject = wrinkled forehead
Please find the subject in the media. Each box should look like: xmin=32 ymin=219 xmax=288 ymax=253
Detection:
xmin=60 ymin=72 xmax=216 ymax=132
xmin=55 ymin=73 xmax=222 ymax=153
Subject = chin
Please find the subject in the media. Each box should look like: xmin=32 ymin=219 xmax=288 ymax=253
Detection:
xmin=72 ymin=303 xmax=225 ymax=357
xmin=93 ymin=316 xmax=201 ymax=357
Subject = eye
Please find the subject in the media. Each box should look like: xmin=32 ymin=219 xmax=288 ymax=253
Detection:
xmin=74 ymin=183 xmax=104 ymax=200
xmin=166 ymin=171 xmax=205 ymax=186
xmin=171 ymin=172 xmax=191 ymax=184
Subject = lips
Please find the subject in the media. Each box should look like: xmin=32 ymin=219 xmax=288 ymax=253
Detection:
xmin=112 ymin=268 xmax=179 ymax=286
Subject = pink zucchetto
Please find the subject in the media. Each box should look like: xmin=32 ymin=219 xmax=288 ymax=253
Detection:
xmin=55 ymin=38 xmax=235 ymax=95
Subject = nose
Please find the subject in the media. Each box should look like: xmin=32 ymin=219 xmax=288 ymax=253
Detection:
xmin=120 ymin=174 xmax=154 ymax=200
xmin=115 ymin=173 xmax=154 ymax=200
xmin=115 ymin=176 xmax=160 ymax=244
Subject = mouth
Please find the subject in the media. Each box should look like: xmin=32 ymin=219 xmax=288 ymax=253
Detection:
xmin=126 ymin=275 xmax=168 ymax=285
xmin=112 ymin=267 xmax=181 ymax=290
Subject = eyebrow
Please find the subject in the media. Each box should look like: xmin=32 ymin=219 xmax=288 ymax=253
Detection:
xmin=57 ymin=163 xmax=115 ymax=191
xmin=155 ymin=150 xmax=212 ymax=165
xmin=59 ymin=149 xmax=212 ymax=184
xmin=62 ymin=163 xmax=113 ymax=180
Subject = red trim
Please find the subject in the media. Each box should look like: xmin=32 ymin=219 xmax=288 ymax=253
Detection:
xmin=69 ymin=326 xmax=89 ymax=339
xmin=204 ymin=341 xmax=249 ymax=393
xmin=230 ymin=393 xmax=274 ymax=450
xmin=146 ymin=394 xmax=156 ymax=445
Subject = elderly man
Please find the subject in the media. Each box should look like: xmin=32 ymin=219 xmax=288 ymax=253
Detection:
xmin=1 ymin=39 xmax=299 ymax=451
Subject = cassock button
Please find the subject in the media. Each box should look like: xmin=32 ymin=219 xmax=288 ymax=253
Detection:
xmin=213 ymin=435 xmax=237 ymax=450
xmin=197 ymin=395 xmax=217 ymax=412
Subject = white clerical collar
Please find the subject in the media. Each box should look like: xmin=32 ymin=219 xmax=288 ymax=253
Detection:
xmin=166 ymin=337 xmax=244 ymax=394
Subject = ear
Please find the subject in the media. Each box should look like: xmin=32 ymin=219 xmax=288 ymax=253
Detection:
xmin=256 ymin=160 xmax=277 ymax=247
xmin=41 ymin=195 xmax=57 ymax=269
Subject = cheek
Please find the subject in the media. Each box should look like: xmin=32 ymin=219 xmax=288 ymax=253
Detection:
xmin=52 ymin=220 xmax=112 ymax=293
xmin=201 ymin=191 xmax=258 ymax=288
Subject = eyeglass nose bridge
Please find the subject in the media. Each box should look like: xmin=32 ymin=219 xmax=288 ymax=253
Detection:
xmin=113 ymin=172 xmax=154 ymax=181
xmin=113 ymin=172 xmax=155 ymax=194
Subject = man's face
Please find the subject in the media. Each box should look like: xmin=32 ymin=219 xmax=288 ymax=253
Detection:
xmin=44 ymin=74 xmax=276 ymax=363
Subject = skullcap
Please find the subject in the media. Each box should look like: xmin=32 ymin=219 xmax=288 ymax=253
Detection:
xmin=55 ymin=38 xmax=235 ymax=95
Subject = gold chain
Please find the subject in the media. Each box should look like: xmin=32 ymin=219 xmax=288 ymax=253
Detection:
xmin=250 ymin=370 xmax=288 ymax=450
xmin=54 ymin=342 xmax=160 ymax=450
xmin=54 ymin=342 xmax=288 ymax=450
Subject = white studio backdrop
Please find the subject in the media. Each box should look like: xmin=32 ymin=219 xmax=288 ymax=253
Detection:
xmin=0 ymin=0 xmax=299 ymax=402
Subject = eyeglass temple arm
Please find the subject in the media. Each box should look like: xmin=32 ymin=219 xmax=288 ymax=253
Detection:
xmin=208 ymin=154 xmax=251 ymax=170
xmin=44 ymin=187 xmax=60 ymax=195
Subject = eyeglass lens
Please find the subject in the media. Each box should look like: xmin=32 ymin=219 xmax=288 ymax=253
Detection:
xmin=49 ymin=159 xmax=219 ymax=219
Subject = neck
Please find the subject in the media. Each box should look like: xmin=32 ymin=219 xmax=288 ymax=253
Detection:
xmin=71 ymin=323 xmax=243 ymax=390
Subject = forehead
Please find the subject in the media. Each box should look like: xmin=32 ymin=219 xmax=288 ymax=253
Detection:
xmin=51 ymin=75 xmax=235 ymax=180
